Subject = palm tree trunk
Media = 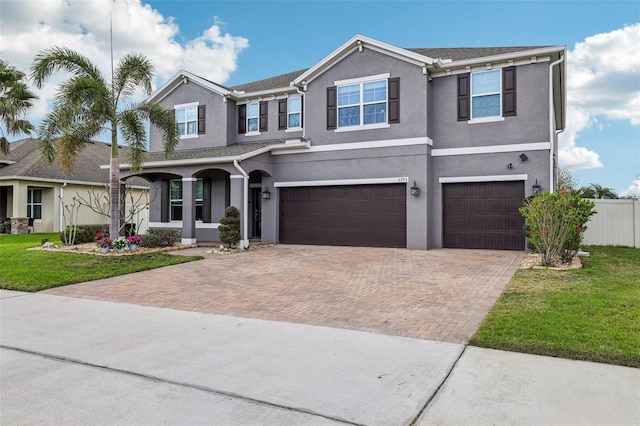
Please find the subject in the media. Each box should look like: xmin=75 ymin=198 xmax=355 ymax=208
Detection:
xmin=109 ymin=127 xmax=120 ymax=239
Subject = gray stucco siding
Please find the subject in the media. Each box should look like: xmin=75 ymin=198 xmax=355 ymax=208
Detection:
xmin=430 ymin=62 xmax=550 ymax=149
xmin=303 ymin=48 xmax=429 ymax=146
xmin=149 ymin=81 xmax=228 ymax=152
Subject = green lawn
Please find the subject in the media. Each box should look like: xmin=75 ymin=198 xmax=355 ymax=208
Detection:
xmin=470 ymin=245 xmax=640 ymax=368
xmin=0 ymin=233 xmax=203 ymax=292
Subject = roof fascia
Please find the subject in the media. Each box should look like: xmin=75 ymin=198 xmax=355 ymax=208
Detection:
xmin=113 ymin=141 xmax=310 ymax=170
xmin=292 ymin=34 xmax=435 ymax=86
xmin=0 ymin=176 xmax=108 ymax=186
xmin=232 ymin=86 xmax=299 ymax=101
xmin=147 ymin=70 xmax=231 ymax=104
xmin=440 ymin=46 xmax=565 ymax=70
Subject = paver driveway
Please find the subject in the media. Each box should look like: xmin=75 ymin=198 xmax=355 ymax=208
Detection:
xmin=44 ymin=245 xmax=524 ymax=344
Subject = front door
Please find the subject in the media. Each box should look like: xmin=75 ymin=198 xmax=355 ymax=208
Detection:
xmin=250 ymin=187 xmax=262 ymax=239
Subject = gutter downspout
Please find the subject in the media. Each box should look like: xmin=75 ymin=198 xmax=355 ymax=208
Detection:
xmin=59 ymin=182 xmax=67 ymax=232
xmin=233 ymin=159 xmax=249 ymax=249
xmin=549 ymin=54 xmax=565 ymax=193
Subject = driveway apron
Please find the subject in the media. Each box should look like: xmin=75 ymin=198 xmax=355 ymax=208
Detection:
xmin=43 ymin=245 xmax=524 ymax=344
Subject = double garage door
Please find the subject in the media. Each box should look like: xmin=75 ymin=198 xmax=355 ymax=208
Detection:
xmin=279 ymin=184 xmax=406 ymax=248
xmin=443 ymin=181 xmax=525 ymax=250
xmin=278 ymin=181 xmax=524 ymax=250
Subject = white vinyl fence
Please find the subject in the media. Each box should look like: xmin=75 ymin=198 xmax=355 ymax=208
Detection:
xmin=582 ymin=199 xmax=640 ymax=248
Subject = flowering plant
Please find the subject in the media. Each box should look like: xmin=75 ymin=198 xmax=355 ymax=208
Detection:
xmin=126 ymin=235 xmax=142 ymax=246
xmin=113 ymin=237 xmax=129 ymax=250
xmin=95 ymin=232 xmax=109 ymax=241
xmin=96 ymin=237 xmax=113 ymax=249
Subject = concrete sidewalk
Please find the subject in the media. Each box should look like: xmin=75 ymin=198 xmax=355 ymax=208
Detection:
xmin=1 ymin=289 xmax=639 ymax=425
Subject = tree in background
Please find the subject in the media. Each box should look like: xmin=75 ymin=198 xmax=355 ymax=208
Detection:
xmin=579 ymin=183 xmax=618 ymax=199
xmin=0 ymin=59 xmax=37 ymax=155
xmin=31 ymin=47 xmax=178 ymax=239
xmin=557 ymin=167 xmax=580 ymax=193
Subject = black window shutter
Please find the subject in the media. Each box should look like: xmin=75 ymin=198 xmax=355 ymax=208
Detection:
xmin=160 ymin=180 xmax=169 ymax=223
xmin=388 ymin=77 xmax=400 ymax=124
xmin=457 ymin=73 xmax=470 ymax=121
xmin=259 ymin=101 xmax=268 ymax=132
xmin=278 ymin=99 xmax=287 ymax=130
xmin=238 ymin=104 xmax=246 ymax=134
xmin=327 ymin=86 xmax=337 ymax=130
xmin=197 ymin=105 xmax=206 ymax=134
xmin=300 ymin=96 xmax=304 ymax=128
xmin=502 ymin=66 xmax=517 ymax=117
xmin=202 ymin=178 xmax=211 ymax=223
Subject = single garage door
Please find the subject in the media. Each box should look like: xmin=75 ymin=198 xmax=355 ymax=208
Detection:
xmin=279 ymin=184 xmax=406 ymax=248
xmin=443 ymin=181 xmax=525 ymax=250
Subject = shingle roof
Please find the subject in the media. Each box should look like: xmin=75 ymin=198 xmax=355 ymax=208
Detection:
xmin=406 ymin=46 xmax=551 ymax=62
xmin=143 ymin=140 xmax=286 ymax=162
xmin=228 ymin=46 xmax=552 ymax=93
xmin=0 ymin=138 xmax=147 ymax=186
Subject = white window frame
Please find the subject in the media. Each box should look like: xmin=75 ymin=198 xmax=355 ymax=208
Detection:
xmin=174 ymin=102 xmax=199 ymax=139
xmin=195 ymin=179 xmax=204 ymax=222
xmin=469 ymin=70 xmax=504 ymax=124
xmin=285 ymin=96 xmax=302 ymax=132
xmin=170 ymin=180 xmax=182 ymax=221
xmin=27 ymin=188 xmax=42 ymax=220
xmin=334 ymin=73 xmax=390 ymax=132
xmin=246 ymin=102 xmax=260 ymax=135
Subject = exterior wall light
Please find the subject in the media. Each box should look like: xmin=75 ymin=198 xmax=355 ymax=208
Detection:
xmin=411 ymin=181 xmax=420 ymax=197
xmin=262 ymin=187 xmax=271 ymax=199
xmin=532 ymin=179 xmax=541 ymax=195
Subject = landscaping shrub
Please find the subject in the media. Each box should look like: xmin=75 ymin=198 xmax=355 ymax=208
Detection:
xmin=520 ymin=191 xmax=595 ymax=266
xmin=60 ymin=224 xmax=109 ymax=245
xmin=141 ymin=229 xmax=180 ymax=248
xmin=218 ymin=206 xmax=241 ymax=247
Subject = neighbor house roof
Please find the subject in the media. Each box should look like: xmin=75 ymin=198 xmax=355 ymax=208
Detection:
xmin=0 ymin=138 xmax=147 ymax=186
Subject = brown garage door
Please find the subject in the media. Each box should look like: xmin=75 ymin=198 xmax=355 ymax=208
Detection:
xmin=443 ymin=181 xmax=524 ymax=250
xmin=279 ymin=184 xmax=406 ymax=248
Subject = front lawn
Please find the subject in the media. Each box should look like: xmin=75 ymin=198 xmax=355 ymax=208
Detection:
xmin=470 ymin=245 xmax=640 ymax=368
xmin=0 ymin=233 xmax=203 ymax=292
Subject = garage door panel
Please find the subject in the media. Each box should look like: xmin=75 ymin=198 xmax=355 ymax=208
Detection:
xmin=443 ymin=182 xmax=524 ymax=250
xmin=280 ymin=184 xmax=406 ymax=248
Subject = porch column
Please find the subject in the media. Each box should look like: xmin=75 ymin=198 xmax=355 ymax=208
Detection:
xmin=181 ymin=177 xmax=197 ymax=245
xmin=229 ymin=174 xmax=246 ymax=247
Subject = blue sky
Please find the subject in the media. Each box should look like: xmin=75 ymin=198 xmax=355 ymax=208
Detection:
xmin=1 ymin=0 xmax=639 ymax=195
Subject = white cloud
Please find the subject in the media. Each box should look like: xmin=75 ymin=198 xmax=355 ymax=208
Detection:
xmin=559 ymin=23 xmax=640 ymax=170
xmin=0 ymin=0 xmax=248 ymax=123
xmin=620 ymin=177 xmax=640 ymax=198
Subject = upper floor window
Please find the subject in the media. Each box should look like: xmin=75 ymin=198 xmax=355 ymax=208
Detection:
xmin=175 ymin=102 xmax=205 ymax=138
xmin=457 ymin=67 xmax=516 ymax=123
xmin=238 ymin=101 xmax=267 ymax=135
xmin=27 ymin=188 xmax=42 ymax=220
xmin=279 ymin=96 xmax=302 ymax=131
xmin=471 ymin=70 xmax=500 ymax=119
xmin=247 ymin=102 xmax=259 ymax=133
xmin=327 ymin=74 xmax=399 ymax=131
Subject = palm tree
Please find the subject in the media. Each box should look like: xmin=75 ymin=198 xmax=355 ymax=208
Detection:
xmin=0 ymin=59 xmax=37 ymax=155
xmin=580 ymin=183 xmax=618 ymax=199
xmin=31 ymin=47 xmax=178 ymax=239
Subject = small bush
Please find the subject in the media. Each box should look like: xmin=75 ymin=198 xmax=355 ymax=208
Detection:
xmin=218 ymin=206 xmax=241 ymax=247
xmin=60 ymin=224 xmax=109 ymax=245
xmin=142 ymin=229 xmax=180 ymax=248
xmin=520 ymin=191 xmax=595 ymax=266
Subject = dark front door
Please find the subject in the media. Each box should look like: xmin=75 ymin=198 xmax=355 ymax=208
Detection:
xmin=442 ymin=181 xmax=525 ymax=250
xmin=279 ymin=184 xmax=406 ymax=248
xmin=250 ymin=188 xmax=262 ymax=239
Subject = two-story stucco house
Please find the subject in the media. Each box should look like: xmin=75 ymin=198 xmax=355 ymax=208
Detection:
xmin=119 ymin=34 xmax=566 ymax=250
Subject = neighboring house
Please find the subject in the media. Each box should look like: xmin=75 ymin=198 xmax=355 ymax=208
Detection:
xmin=0 ymin=138 xmax=149 ymax=234
xmin=120 ymin=34 xmax=566 ymax=250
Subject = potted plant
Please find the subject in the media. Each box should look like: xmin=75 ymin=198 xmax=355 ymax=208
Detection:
xmin=96 ymin=237 xmax=113 ymax=253
xmin=126 ymin=235 xmax=142 ymax=251
xmin=0 ymin=219 xmax=10 ymax=234
xmin=113 ymin=237 xmax=128 ymax=253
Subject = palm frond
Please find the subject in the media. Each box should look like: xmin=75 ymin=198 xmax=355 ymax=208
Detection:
xmin=138 ymin=101 xmax=179 ymax=157
xmin=0 ymin=136 xmax=9 ymax=155
xmin=113 ymin=53 xmax=154 ymax=103
xmin=56 ymin=134 xmax=89 ymax=174
xmin=31 ymin=47 xmax=104 ymax=89
xmin=118 ymin=108 xmax=147 ymax=171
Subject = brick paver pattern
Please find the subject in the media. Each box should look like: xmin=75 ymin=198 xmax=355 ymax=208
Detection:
xmin=44 ymin=245 xmax=524 ymax=344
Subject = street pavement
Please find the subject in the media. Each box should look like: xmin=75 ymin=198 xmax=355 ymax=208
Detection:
xmin=1 ymin=289 xmax=639 ymax=425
